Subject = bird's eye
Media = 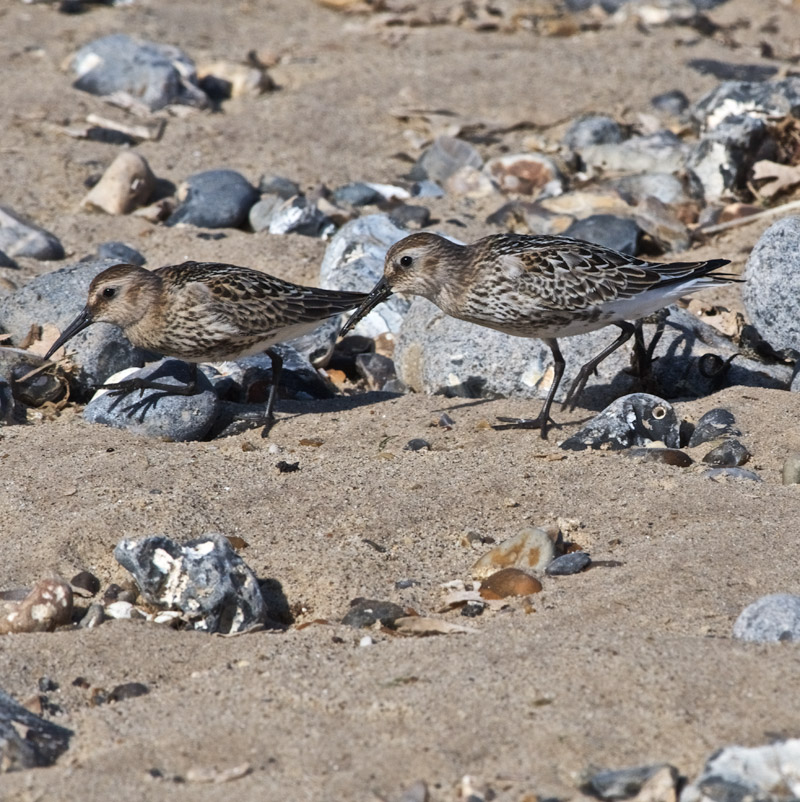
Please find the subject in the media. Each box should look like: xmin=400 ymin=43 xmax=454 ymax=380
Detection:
xmin=399 ymin=255 xmax=414 ymax=268
xmin=102 ymin=287 xmax=116 ymax=299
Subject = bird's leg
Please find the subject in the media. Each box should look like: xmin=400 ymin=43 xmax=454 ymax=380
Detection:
xmin=630 ymin=311 xmax=667 ymax=391
xmin=103 ymin=363 xmax=200 ymax=401
xmin=493 ymin=339 xmax=564 ymax=439
xmin=562 ymin=322 xmax=635 ymax=412
xmin=260 ymin=348 xmax=284 ymax=437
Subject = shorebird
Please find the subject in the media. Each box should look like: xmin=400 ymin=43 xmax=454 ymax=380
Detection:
xmin=340 ymin=232 xmax=735 ymax=438
xmin=45 ymin=261 xmax=367 ymax=429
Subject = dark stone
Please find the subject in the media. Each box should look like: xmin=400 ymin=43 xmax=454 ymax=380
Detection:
xmin=38 ymin=677 xmax=59 ymax=693
xmin=78 ymin=603 xmax=105 ymax=629
xmin=0 ymin=250 xmax=19 ymax=269
xmin=0 ymin=688 xmax=73 ymax=771
xmin=0 ymin=205 xmax=64 ymax=261
xmin=404 ymin=438 xmax=431 ymax=452
xmin=108 ymin=682 xmax=149 ymax=703
xmin=563 ymin=215 xmax=641 ymax=256
xmin=394 ymin=579 xmax=418 ymax=589
xmin=70 ymin=571 xmax=101 ymax=596
xmin=333 ymin=183 xmax=384 ymax=207
xmin=546 ymin=552 xmax=591 ymax=575
xmin=692 ymin=77 xmax=800 ymax=127
xmin=96 ymin=241 xmax=146 ymax=266
xmin=258 ymin=174 xmax=301 ymax=199
xmin=0 ymin=348 xmax=64 ymax=408
xmin=687 ymin=59 xmax=778 ymax=83
xmin=276 ymin=460 xmax=299 ymax=473
xmin=341 ymin=599 xmax=406 ymax=629
xmin=687 ymin=408 xmax=739 ymax=447
xmin=702 ymin=439 xmax=750 ymax=467
xmin=561 ymin=394 xmax=680 ymax=451
xmin=259 ymin=195 xmax=334 ymax=237
xmin=461 ymin=600 xmax=486 ymax=617
xmin=563 ymin=115 xmax=623 ymax=150
xmin=651 ymin=90 xmax=690 ymax=115
xmin=102 ymin=583 xmax=136 ymax=605
xmin=387 ymin=204 xmax=431 ymax=230
xmin=705 ymin=467 xmax=762 ymax=482
xmin=626 ymin=447 xmax=694 ymax=467
xmin=585 ymin=764 xmax=679 ymax=800
xmin=408 ymin=136 xmax=483 ymax=183
xmin=355 ymin=352 xmax=397 ymax=391
xmin=167 ymin=169 xmax=259 ymax=229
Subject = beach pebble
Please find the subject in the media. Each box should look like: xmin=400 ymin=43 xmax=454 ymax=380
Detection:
xmin=483 ymin=153 xmax=565 ymax=198
xmin=0 ymin=347 xmax=64 ymax=408
xmin=705 ymin=467 xmax=761 ymax=482
xmin=479 ymin=568 xmax=542 ymax=599
xmin=388 ymin=204 xmax=430 ymax=230
xmin=680 ymin=738 xmax=800 ymax=802
xmin=563 ymin=115 xmax=623 ymax=150
xmin=444 ymin=165 xmax=499 ymax=199
xmin=546 ymin=551 xmax=591 ymax=575
xmin=732 ymin=594 xmax=800 ymax=642
xmin=472 ymin=526 xmax=557 ymax=579
xmin=355 ymin=352 xmax=397 ymax=390
xmin=691 ymin=77 xmax=800 ymax=129
xmin=633 ymin=197 xmax=690 ymax=252
xmin=626 ymin=447 xmax=693 ymax=468
xmin=341 ymin=599 xmax=406 ymax=628
xmin=0 ymin=578 xmax=73 ymax=635
xmin=168 ymin=169 xmax=259 ymax=229
xmin=610 ymin=173 xmax=688 ymax=206
xmin=248 ymin=195 xmax=283 ymax=232
xmin=742 ymin=217 xmax=800 ymax=352
xmin=687 ymin=408 xmax=739 ymax=447
xmin=404 ymin=438 xmax=430 ymax=452
xmin=587 ymin=764 xmax=679 ymax=801
xmin=82 ymin=151 xmax=156 ymax=215
xmin=96 ymin=241 xmax=147 ymax=266
xmin=0 ymin=205 xmax=64 ymax=261
xmin=318 ymin=214 xmax=411 ymax=337
xmin=262 ymin=196 xmax=335 ymax=238
xmin=197 ymin=60 xmax=275 ymax=99
xmin=104 ymin=600 xmax=138 ymax=620
xmin=702 ymin=439 xmax=750 ymax=467
xmin=564 ymin=214 xmax=641 ymax=255
xmin=70 ymin=570 xmax=101 ymax=596
xmin=84 ymin=358 xmax=220 ymax=441
xmin=579 ymin=131 xmax=688 ymax=175
xmin=285 ymin=316 xmax=342 ymax=368
xmin=411 ymin=180 xmax=445 ymax=199
xmin=114 ymin=533 xmax=267 ymax=634
xmin=78 ymin=603 xmax=105 ymax=629
xmin=782 ymin=453 xmax=800 ymax=485
xmin=651 ymin=90 xmax=689 ymax=116
xmin=408 ymin=136 xmax=483 ymax=183
xmin=70 ymin=33 xmax=208 ymax=111
xmin=561 ymin=394 xmax=680 ymax=451
xmin=0 ymin=250 xmax=18 ymax=269
xmin=0 ymin=379 xmax=22 ymax=426
xmin=0 ymin=688 xmax=73 ymax=771
xmin=333 ymin=182 xmax=386 ymax=207
xmin=258 ymin=174 xmax=302 ymax=199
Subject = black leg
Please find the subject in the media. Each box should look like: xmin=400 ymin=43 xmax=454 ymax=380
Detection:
xmin=493 ymin=338 xmax=565 ymax=439
xmin=103 ymin=363 xmax=200 ymax=400
xmin=260 ymin=348 xmax=283 ymax=437
xmin=562 ymin=322 xmax=635 ymax=412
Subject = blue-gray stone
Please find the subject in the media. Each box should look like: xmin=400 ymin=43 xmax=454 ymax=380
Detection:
xmin=687 ymin=59 xmax=778 ymax=83
xmin=0 ymin=250 xmax=18 ymax=269
xmin=258 ymin=174 xmax=301 ymax=199
xmin=564 ymin=215 xmax=641 ymax=256
xmin=408 ymin=136 xmax=483 ymax=183
xmin=586 ymin=764 xmax=678 ymax=800
xmin=96 ymin=241 xmax=146 ymax=266
xmin=411 ymin=180 xmax=445 ymax=199
xmin=563 ymin=115 xmax=623 ymax=150
xmin=388 ymin=204 xmax=430 ymax=230
xmin=733 ymin=593 xmax=800 ymax=642
xmin=742 ymin=217 xmax=800 ymax=352
xmin=168 ymin=169 xmax=259 ymax=229
xmin=333 ymin=182 xmax=385 ymax=207
xmin=561 ymin=394 xmax=680 ymax=451
xmin=702 ymin=438 xmax=750 ymax=467
xmin=705 ymin=467 xmax=762 ymax=482
xmin=651 ymin=90 xmax=690 ymax=116
xmin=0 ymin=258 xmax=151 ymax=400
xmin=262 ymin=196 xmax=334 ymax=237
xmin=70 ymin=34 xmax=208 ymax=111
xmin=609 ymin=173 xmax=688 ymax=205
xmin=114 ymin=533 xmax=267 ymax=634
xmin=0 ymin=205 xmax=64 ymax=261
xmin=579 ymin=131 xmax=688 ymax=174
xmin=546 ymin=552 xmax=591 ymax=576
xmin=83 ymin=358 xmax=220 ymax=441
xmin=342 ymin=599 xmax=405 ymax=628
xmin=688 ymin=408 xmax=740 ymax=447
xmin=0 ymin=377 xmax=22 ymax=426
xmin=248 ymin=195 xmax=284 ymax=233
xmin=692 ymin=77 xmax=800 ymax=127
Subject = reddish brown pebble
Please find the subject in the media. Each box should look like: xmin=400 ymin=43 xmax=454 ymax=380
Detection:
xmin=479 ymin=568 xmax=542 ymax=599
xmin=0 ymin=578 xmax=73 ymax=634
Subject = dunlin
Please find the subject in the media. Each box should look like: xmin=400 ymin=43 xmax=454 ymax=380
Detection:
xmin=341 ymin=232 xmax=735 ymax=437
xmin=45 ymin=260 xmax=367 ymax=427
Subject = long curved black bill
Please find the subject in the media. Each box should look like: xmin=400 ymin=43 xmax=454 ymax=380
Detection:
xmin=339 ymin=277 xmax=393 ymax=338
xmin=44 ymin=307 xmax=94 ymax=361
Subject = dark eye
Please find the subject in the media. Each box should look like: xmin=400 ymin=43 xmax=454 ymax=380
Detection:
xmin=102 ymin=287 xmax=116 ymax=299
xmin=399 ymin=255 xmax=414 ymax=268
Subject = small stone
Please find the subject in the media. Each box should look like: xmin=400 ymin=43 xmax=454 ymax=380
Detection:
xmin=0 ymin=205 xmax=64 ymax=261
xmin=580 ymin=131 xmax=688 ymax=175
xmin=634 ymin=197 xmax=690 ymax=252
xmin=586 ymin=764 xmax=679 ymax=801
xmin=168 ymin=169 xmax=259 ymax=230
xmin=38 ymin=677 xmax=58 ymax=693
xmin=702 ymin=439 xmax=750 ymax=467
xmin=248 ymin=195 xmax=284 ymax=232
xmin=611 ymin=173 xmax=688 ymax=206
xmin=355 ymin=352 xmax=397 ymax=390
xmin=479 ymin=568 xmax=542 ymax=599
xmin=102 ymin=583 xmax=136 ymax=605
xmin=444 ymin=165 xmax=498 ymax=198
xmin=563 ymin=115 xmax=623 ymax=150
xmin=651 ymin=90 xmax=689 ymax=116
xmin=388 ymin=204 xmax=430 ymax=230
xmin=0 ymin=579 xmax=73 ymax=635
xmin=627 ymin=447 xmax=693 ymax=468
xmin=78 ymin=603 xmax=105 ymax=629
xmin=70 ymin=571 xmax=101 ymax=596
xmin=411 ymin=180 xmax=445 ymax=199
xmin=483 ymin=153 xmax=564 ymax=197
xmin=104 ymin=601 xmax=136 ymax=620
xmin=0 ymin=347 xmax=65 ymax=408
xmin=394 ymin=579 xmax=417 ymax=590
xmin=546 ymin=552 xmax=591 ymax=575
xmin=83 ymin=359 xmax=221 ymax=442
xmin=108 ymin=682 xmax=149 ymax=703
xmin=258 ymin=174 xmax=301 ymax=199
xmin=404 ymin=438 xmax=431 ymax=452
xmin=263 ymin=196 xmax=334 ymax=238
xmin=472 ymin=526 xmax=557 ymax=579
xmin=564 ymin=214 xmax=641 ymax=256
xmin=114 ymin=533 xmax=267 ymax=634
xmin=732 ymin=594 xmax=800 ymax=642
xmin=333 ymin=182 xmax=385 ymax=207
xmin=341 ymin=599 xmax=406 ymax=628
xmin=688 ymin=408 xmax=740 ymax=447
xmin=408 ymin=136 xmax=483 ymax=183
xmin=705 ymin=467 xmax=762 ymax=482
xmin=81 ymin=151 xmax=156 ymax=215
xmin=561 ymin=394 xmax=680 ymax=452
xmin=782 ymin=453 xmax=800 ymax=485
xmin=96 ymin=241 xmax=146 ymax=266
xmin=275 ymin=460 xmax=299 ymax=473
xmin=460 ymin=600 xmax=486 ymax=617
xmin=196 ymin=60 xmax=274 ymax=99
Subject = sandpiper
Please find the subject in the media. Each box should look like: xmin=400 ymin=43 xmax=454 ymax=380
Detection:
xmin=341 ymin=232 xmax=735 ymax=438
xmin=45 ymin=261 xmax=368 ymax=428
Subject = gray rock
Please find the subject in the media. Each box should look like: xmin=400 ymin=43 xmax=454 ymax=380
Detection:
xmin=285 ymin=315 xmax=343 ymax=368
xmin=733 ymin=595 xmax=800 ymax=642
xmin=563 ymin=115 xmax=623 ymax=150
xmin=0 ymin=378 xmax=23 ymax=426
xmin=586 ymin=764 xmax=678 ymax=800
xmin=342 ymin=599 xmax=406 ymax=628
xmin=84 ymin=358 xmax=221 ymax=441
xmin=0 ymin=347 xmax=64 ymax=408
xmin=691 ymin=77 xmax=800 ymax=128
xmin=626 ymin=447 xmax=693 ymax=467
xmin=404 ymin=438 xmax=431 ymax=452
xmin=688 ymin=407 xmax=740 ymax=446
xmin=318 ymin=214 xmax=412 ymax=337
xmin=782 ymin=453 xmax=800 ymax=485
xmin=96 ymin=241 xmax=146 ymax=266
xmin=408 ymin=136 xmax=483 ymax=183
xmin=0 ymin=205 xmax=64 ymax=261
xmin=168 ymin=169 xmax=259 ymax=229
xmin=705 ymin=467 xmax=762 ymax=482
xmin=651 ymin=90 xmax=690 ymax=116
xmin=561 ymin=394 xmax=680 ymax=451
xmin=333 ymin=182 xmax=385 ymax=207
xmin=411 ymin=180 xmax=445 ymax=199
xmin=546 ymin=552 xmax=591 ymax=576
xmin=743 ymin=217 xmax=800 ymax=352
xmin=70 ymin=33 xmax=208 ymax=111
xmin=0 ymin=258 xmax=151 ymax=399
xmin=248 ymin=195 xmax=283 ymax=232
xmin=793 ymin=362 xmax=800 ymax=393
xmin=688 ymin=59 xmax=778 ymax=83
xmin=355 ymin=352 xmax=397 ymax=390
xmin=681 ymin=739 xmax=800 ymax=802
xmin=687 ymin=114 xmax=767 ymax=200
xmin=388 ymin=204 xmax=431 ymax=230
xmin=263 ymin=196 xmax=335 ymax=238
xmin=114 ymin=533 xmax=267 ymax=634
xmin=579 ymin=131 xmax=688 ymax=175
xmin=564 ymin=214 xmax=641 ymax=255
xmin=0 ymin=250 xmax=18 ymax=269
xmin=0 ymin=688 xmax=73 ymax=771
xmin=702 ymin=438 xmax=750 ymax=467
xmin=609 ymin=173 xmax=688 ymax=205
xmin=258 ymin=174 xmax=301 ymax=199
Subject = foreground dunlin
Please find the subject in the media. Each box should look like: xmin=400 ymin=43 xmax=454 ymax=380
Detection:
xmin=45 ymin=261 xmax=367 ymax=428
xmin=341 ymin=232 xmax=735 ymax=438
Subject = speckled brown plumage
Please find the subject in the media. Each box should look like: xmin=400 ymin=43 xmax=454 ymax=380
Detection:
xmin=341 ymin=232 xmax=735 ymax=437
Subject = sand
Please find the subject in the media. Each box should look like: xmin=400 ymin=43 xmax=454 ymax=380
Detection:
xmin=2 ymin=1 xmax=800 ymax=800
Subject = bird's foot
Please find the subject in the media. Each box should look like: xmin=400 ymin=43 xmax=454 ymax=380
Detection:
xmin=492 ymin=413 xmax=557 ymax=439
xmin=101 ymin=377 xmax=200 ymax=419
